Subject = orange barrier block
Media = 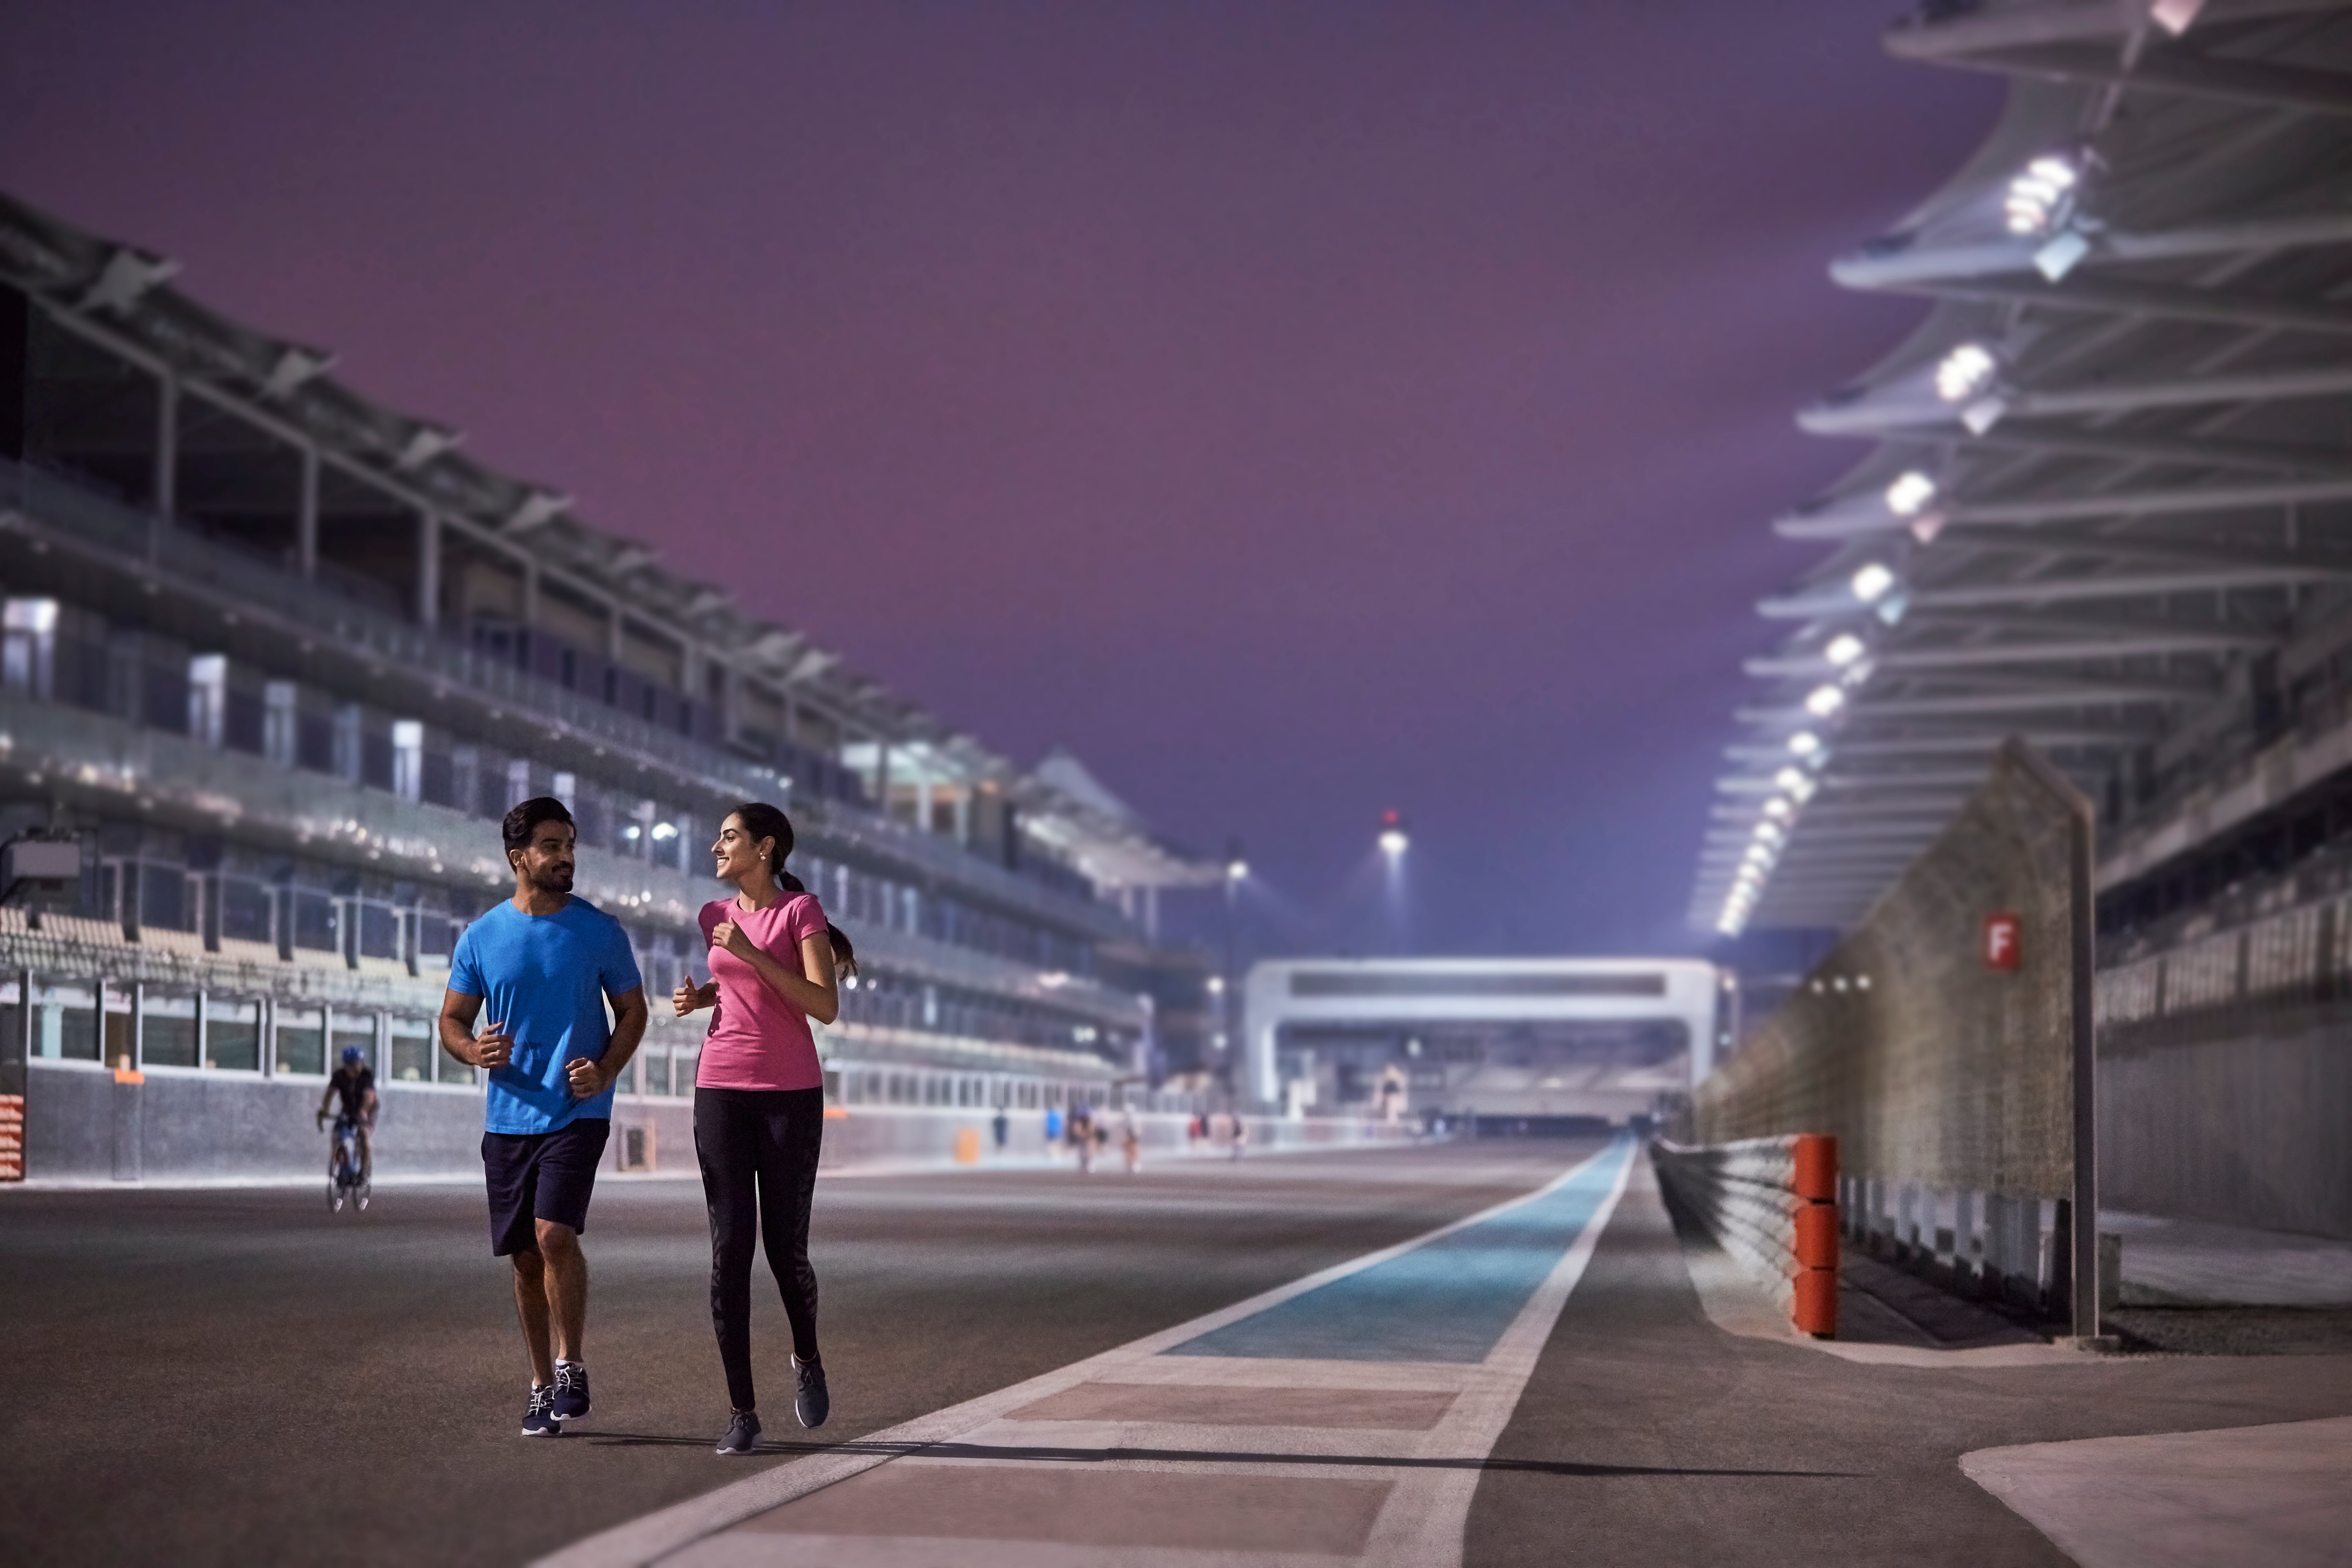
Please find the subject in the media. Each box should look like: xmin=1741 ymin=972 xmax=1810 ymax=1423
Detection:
xmin=0 ymin=1093 xmax=19 ymax=1181
xmin=1791 ymin=1130 xmax=1839 ymax=1338
xmin=1792 ymin=1133 xmax=1838 ymax=1202
xmin=1793 ymin=1267 xmax=1838 ymax=1338
xmin=1795 ymin=1201 xmax=1840 ymax=1270
xmin=954 ymin=1127 xmax=982 ymax=1165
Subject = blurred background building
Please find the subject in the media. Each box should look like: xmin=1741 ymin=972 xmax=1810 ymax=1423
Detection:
xmin=0 ymin=189 xmax=1229 ymax=1177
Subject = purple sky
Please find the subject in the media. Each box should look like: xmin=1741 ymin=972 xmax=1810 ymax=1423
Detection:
xmin=0 ymin=3 xmax=2000 ymax=958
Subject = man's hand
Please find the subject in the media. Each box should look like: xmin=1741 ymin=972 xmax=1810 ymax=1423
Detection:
xmin=710 ymin=920 xmax=755 ymax=962
xmin=473 ymin=1020 xmax=514 ymax=1070
xmin=565 ymin=1055 xmax=609 ymax=1099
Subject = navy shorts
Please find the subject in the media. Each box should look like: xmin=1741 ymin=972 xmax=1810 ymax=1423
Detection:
xmin=482 ymin=1118 xmax=610 ymax=1257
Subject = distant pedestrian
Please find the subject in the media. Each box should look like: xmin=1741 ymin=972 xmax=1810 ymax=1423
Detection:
xmin=1231 ymin=1114 xmax=1247 ymax=1162
xmin=674 ymin=803 xmax=858 ymax=1458
xmin=1071 ymin=1105 xmax=1096 ymax=1174
xmin=992 ymin=1106 xmax=1010 ymax=1152
xmin=439 ymin=797 xmax=648 ymax=1439
xmin=1045 ymin=1104 xmax=1064 ymax=1150
xmin=1121 ymin=1114 xmax=1142 ymax=1174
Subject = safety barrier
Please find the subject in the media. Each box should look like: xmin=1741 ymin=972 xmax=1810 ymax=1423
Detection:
xmin=1654 ymin=1133 xmax=1838 ymax=1337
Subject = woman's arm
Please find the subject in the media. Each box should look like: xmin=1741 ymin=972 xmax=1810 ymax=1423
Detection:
xmin=710 ymin=920 xmax=840 ymax=1024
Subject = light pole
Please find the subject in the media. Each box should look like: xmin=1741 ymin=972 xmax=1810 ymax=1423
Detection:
xmin=1221 ymin=840 xmax=1247 ymax=1094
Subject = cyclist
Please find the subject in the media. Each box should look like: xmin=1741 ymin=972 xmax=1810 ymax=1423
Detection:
xmin=316 ymin=1045 xmax=379 ymax=1181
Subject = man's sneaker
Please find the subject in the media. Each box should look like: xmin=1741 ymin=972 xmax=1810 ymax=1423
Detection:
xmin=792 ymin=1355 xmax=829 ymax=1430
xmin=521 ymin=1383 xmax=563 ymax=1437
xmin=717 ymin=1410 xmax=762 ymax=1456
xmin=551 ymin=1360 xmax=591 ymax=1422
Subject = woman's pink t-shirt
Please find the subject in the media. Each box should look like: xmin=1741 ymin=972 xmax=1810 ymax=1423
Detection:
xmin=695 ymin=893 xmax=831 ymax=1091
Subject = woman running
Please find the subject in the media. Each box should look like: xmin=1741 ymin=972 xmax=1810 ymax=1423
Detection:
xmin=673 ymin=802 xmax=856 ymax=1457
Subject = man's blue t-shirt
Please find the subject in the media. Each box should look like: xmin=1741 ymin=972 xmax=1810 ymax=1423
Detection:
xmin=448 ymin=897 xmax=643 ymax=1135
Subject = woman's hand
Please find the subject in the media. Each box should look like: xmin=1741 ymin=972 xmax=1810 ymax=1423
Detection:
xmin=710 ymin=920 xmax=756 ymax=963
xmin=673 ymin=979 xmax=720 ymax=1016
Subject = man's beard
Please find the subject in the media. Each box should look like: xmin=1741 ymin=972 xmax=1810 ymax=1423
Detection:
xmin=532 ymin=864 xmax=575 ymax=894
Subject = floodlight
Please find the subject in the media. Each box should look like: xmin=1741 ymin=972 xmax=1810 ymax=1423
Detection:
xmin=1762 ymin=796 xmax=1793 ymax=820
xmin=1935 ymin=343 xmax=1998 ymax=403
xmin=1379 ymin=829 xmax=1408 ymax=856
xmin=1225 ymin=858 xmax=1249 ymax=882
xmin=1825 ymin=633 xmax=1866 ymax=667
xmin=2004 ymin=154 xmax=2079 ymax=236
xmin=1884 ymin=471 xmax=1938 ymax=517
xmin=1753 ymin=820 xmax=1784 ymax=844
xmin=1773 ymin=765 xmax=1810 ymax=792
xmin=1850 ymin=563 xmax=1897 ymax=604
xmin=1805 ymin=685 xmax=1846 ymax=718
xmin=651 ymin=822 xmax=677 ymax=841
xmin=1788 ymin=731 xmax=1822 ymax=757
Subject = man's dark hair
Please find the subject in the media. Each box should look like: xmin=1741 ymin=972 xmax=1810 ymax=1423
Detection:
xmin=502 ymin=796 xmax=575 ymax=857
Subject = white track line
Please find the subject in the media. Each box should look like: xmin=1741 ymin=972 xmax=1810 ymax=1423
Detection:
xmin=535 ymin=1139 xmax=1634 ymax=1568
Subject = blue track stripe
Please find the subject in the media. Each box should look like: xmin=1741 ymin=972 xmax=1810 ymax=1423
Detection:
xmin=1165 ymin=1135 xmax=1633 ymax=1364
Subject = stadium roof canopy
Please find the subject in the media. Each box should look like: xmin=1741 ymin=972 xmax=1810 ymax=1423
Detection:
xmin=1695 ymin=0 xmax=2352 ymax=936
xmin=0 ymin=190 xmax=1220 ymax=893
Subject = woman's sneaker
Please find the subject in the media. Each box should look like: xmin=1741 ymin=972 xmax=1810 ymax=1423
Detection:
xmin=716 ymin=1410 xmax=762 ymax=1456
xmin=551 ymin=1360 xmax=591 ymax=1422
xmin=793 ymin=1356 xmax=830 ymax=1429
xmin=521 ymin=1383 xmax=563 ymax=1437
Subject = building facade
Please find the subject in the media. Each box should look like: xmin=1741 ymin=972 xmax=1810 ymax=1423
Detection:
xmin=0 ymin=189 xmax=1224 ymax=1178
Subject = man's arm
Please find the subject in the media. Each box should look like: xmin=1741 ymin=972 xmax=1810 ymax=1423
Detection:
xmin=567 ymin=987 xmax=648 ymax=1099
xmin=438 ymin=989 xmax=513 ymax=1069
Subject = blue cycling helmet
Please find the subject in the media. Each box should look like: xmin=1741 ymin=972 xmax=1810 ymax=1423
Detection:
xmin=341 ymin=1045 xmax=365 ymax=1065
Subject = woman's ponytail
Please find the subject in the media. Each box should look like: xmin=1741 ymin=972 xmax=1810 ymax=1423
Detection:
xmin=733 ymin=801 xmax=857 ymax=978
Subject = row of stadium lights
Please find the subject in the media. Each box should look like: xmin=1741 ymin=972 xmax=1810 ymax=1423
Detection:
xmin=1716 ymin=150 xmax=2085 ymax=939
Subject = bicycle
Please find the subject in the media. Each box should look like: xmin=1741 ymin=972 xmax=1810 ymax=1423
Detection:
xmin=327 ymin=1114 xmax=372 ymax=1213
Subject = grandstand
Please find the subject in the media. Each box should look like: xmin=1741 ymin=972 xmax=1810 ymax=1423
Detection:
xmin=0 ymin=189 xmax=1224 ymax=1177
xmin=1697 ymin=0 xmax=2352 ymax=949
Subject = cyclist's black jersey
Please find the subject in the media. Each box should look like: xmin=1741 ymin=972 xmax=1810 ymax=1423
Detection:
xmin=329 ymin=1065 xmax=375 ymax=1122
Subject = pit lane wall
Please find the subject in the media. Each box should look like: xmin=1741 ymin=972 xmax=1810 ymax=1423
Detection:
xmin=16 ymin=1056 xmax=1407 ymax=1184
xmin=1694 ymin=740 xmax=2101 ymax=1331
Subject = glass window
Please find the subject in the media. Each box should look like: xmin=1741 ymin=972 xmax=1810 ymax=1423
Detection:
xmin=142 ymin=992 xmax=198 ymax=1068
xmin=673 ymin=1048 xmax=697 ymax=1093
xmin=274 ymin=1007 xmax=325 ymax=1076
xmin=359 ymin=903 xmax=400 ymax=961
xmin=293 ymin=891 xmax=338 ymax=952
xmin=387 ymin=1016 xmax=433 ymax=1083
xmin=140 ymin=864 xmax=190 ymax=932
xmin=32 ymin=983 xmax=96 ymax=1061
xmin=207 ymin=998 xmax=261 ymax=1071
xmin=436 ymin=1037 xmax=475 ymax=1088
xmin=220 ymin=878 xmax=272 ymax=943
xmin=641 ymin=1048 xmax=670 ymax=1098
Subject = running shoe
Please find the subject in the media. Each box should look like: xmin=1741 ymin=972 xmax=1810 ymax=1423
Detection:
xmin=716 ymin=1410 xmax=762 ymax=1456
xmin=792 ymin=1356 xmax=829 ymax=1430
xmin=521 ymin=1383 xmax=563 ymax=1437
xmin=551 ymin=1359 xmax=591 ymax=1421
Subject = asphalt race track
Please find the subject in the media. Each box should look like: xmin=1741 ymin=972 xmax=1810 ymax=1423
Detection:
xmin=4 ymin=1139 xmax=2349 ymax=1566
xmin=0 ymin=1143 xmax=1581 ymax=1566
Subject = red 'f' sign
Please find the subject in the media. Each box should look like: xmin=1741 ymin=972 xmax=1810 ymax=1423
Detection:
xmin=1984 ymin=913 xmax=2022 ymax=971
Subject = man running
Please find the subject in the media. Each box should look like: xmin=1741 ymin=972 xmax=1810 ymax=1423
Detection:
xmin=315 ymin=1044 xmax=378 ymax=1178
xmin=439 ymin=796 xmax=647 ymax=1439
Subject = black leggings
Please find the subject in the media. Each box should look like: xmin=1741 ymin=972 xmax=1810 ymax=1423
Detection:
xmin=693 ymin=1085 xmax=825 ymax=1412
